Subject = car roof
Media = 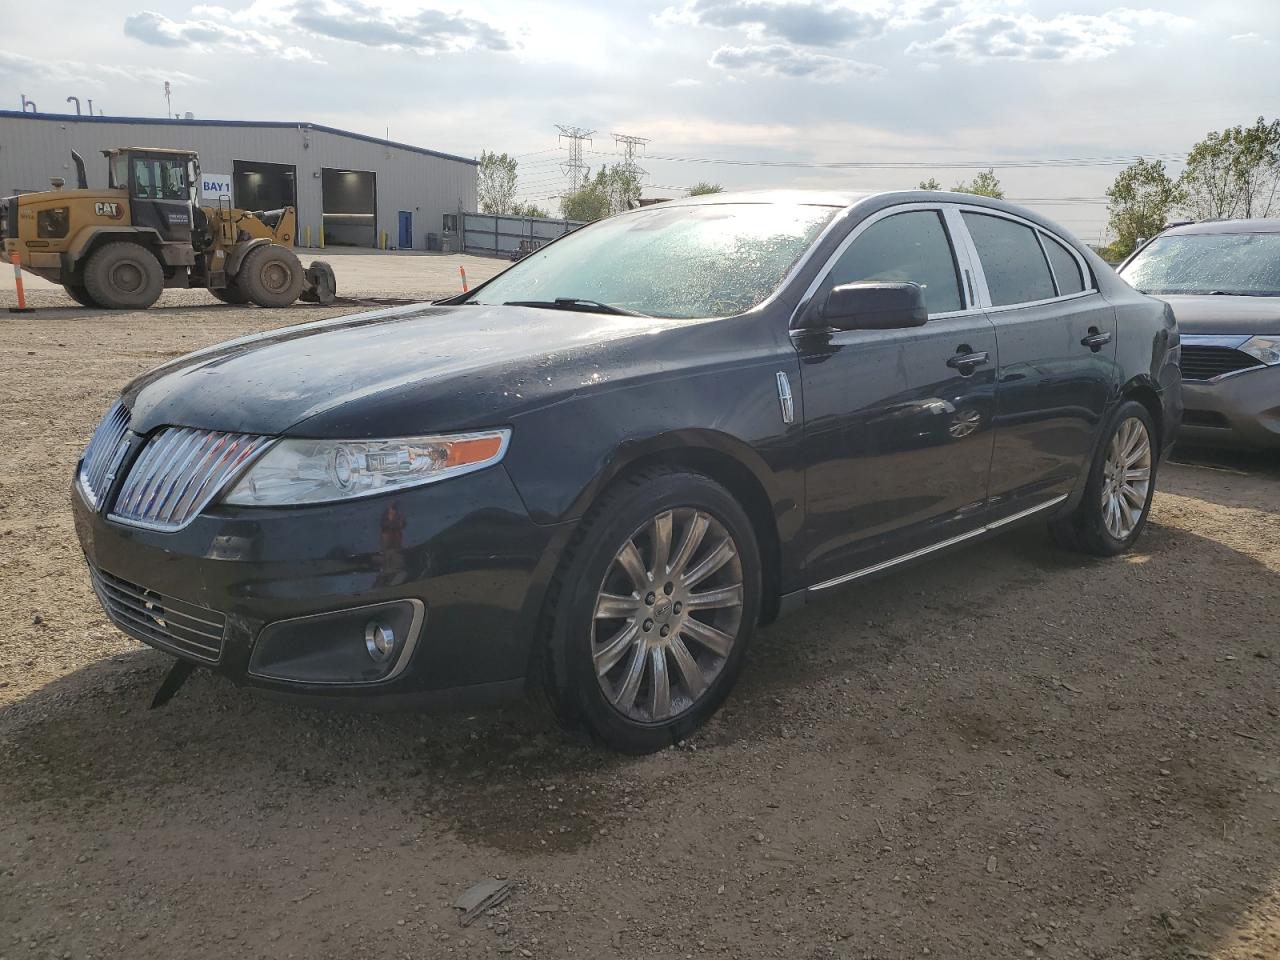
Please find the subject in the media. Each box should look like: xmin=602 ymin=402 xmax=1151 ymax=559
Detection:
xmin=1160 ymin=218 xmax=1280 ymax=236
xmin=662 ymin=189 xmax=877 ymax=208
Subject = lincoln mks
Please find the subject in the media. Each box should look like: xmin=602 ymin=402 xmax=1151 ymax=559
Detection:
xmin=73 ymin=190 xmax=1181 ymax=753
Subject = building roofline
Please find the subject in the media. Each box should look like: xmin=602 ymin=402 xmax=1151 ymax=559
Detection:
xmin=0 ymin=110 xmax=478 ymax=166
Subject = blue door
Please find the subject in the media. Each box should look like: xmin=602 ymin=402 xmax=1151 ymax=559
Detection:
xmin=398 ymin=210 xmax=413 ymax=249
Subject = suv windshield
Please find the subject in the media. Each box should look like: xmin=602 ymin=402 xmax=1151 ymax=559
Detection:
xmin=1121 ymin=232 xmax=1280 ymax=296
xmin=468 ymin=203 xmax=838 ymax=319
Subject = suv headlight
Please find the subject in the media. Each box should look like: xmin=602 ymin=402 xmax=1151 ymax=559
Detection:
xmin=223 ymin=429 xmax=510 ymax=506
xmin=1240 ymin=336 xmax=1280 ymax=366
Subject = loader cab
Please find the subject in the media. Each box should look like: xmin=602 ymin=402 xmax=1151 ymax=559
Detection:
xmin=105 ymin=148 xmax=197 ymax=246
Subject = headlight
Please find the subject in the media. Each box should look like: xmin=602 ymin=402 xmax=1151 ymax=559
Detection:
xmin=223 ymin=429 xmax=510 ymax=506
xmin=1240 ymin=336 xmax=1280 ymax=366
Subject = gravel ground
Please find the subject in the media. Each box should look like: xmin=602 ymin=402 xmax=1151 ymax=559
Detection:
xmin=0 ymin=257 xmax=1277 ymax=960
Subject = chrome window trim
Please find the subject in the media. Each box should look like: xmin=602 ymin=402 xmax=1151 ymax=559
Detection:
xmin=808 ymin=494 xmax=1068 ymax=593
xmin=246 ymin=598 xmax=426 ymax=686
xmin=789 ymin=201 xmax=986 ymax=329
xmin=952 ymin=205 xmax=1097 ymax=311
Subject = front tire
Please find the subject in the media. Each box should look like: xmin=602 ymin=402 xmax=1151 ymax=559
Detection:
xmin=209 ymin=284 xmax=251 ymax=305
xmin=63 ymin=284 xmax=100 ymax=308
xmin=83 ymin=242 xmax=164 ymax=310
xmin=1050 ymin=400 xmax=1158 ymax=556
xmin=542 ymin=468 xmax=761 ymax=754
xmin=236 ymin=244 xmax=303 ymax=307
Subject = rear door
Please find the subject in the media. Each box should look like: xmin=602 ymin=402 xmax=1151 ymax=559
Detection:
xmin=794 ymin=204 xmax=1000 ymax=590
xmin=957 ymin=209 xmax=1119 ymax=517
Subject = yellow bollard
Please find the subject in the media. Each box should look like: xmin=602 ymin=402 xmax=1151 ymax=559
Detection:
xmin=319 ymin=226 xmax=325 ymax=249
xmin=304 ymin=225 xmax=311 ymax=248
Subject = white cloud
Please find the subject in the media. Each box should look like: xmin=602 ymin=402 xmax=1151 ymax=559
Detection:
xmin=671 ymin=77 xmax=703 ymax=86
xmin=1229 ymin=31 xmax=1268 ymax=44
xmin=709 ymin=43 xmax=885 ymax=81
xmin=0 ymin=50 xmax=203 ymax=88
xmin=287 ymin=0 xmax=514 ymax=53
xmin=907 ymin=7 xmax=1193 ymax=63
xmin=123 ymin=10 xmax=321 ymax=61
xmin=660 ymin=0 xmax=889 ymax=47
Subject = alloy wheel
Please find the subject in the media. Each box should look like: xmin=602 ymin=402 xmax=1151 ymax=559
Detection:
xmin=592 ymin=508 xmax=745 ymax=724
xmin=1101 ymin=416 xmax=1152 ymax=540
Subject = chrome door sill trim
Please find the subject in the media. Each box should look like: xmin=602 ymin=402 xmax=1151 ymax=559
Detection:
xmin=808 ymin=494 xmax=1069 ymax=593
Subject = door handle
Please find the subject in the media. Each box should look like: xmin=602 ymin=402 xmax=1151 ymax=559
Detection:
xmin=947 ymin=349 xmax=990 ymax=374
xmin=1081 ymin=328 xmax=1112 ymax=352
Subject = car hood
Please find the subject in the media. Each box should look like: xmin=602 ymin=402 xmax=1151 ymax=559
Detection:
xmin=123 ymin=302 xmax=682 ymax=437
xmin=1156 ymin=294 xmax=1280 ymax=335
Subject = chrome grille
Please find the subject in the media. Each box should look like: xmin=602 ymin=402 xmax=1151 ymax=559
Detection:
xmin=89 ymin=564 xmax=226 ymax=662
xmin=1180 ymin=345 xmax=1264 ymax=382
xmin=110 ymin=427 xmax=273 ymax=531
xmin=77 ymin=401 xmax=133 ymax=508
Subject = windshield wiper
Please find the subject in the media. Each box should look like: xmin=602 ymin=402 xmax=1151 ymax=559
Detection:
xmin=503 ymin=298 xmax=649 ymax=317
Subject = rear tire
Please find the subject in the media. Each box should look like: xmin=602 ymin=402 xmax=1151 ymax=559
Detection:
xmin=209 ymin=284 xmax=251 ymax=305
xmin=83 ymin=242 xmax=164 ymax=310
xmin=541 ymin=467 xmax=761 ymax=754
xmin=236 ymin=245 xmax=303 ymax=308
xmin=1050 ymin=400 xmax=1158 ymax=556
xmin=63 ymin=284 xmax=100 ymax=308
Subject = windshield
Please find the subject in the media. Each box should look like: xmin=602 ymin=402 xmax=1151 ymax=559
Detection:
xmin=469 ymin=203 xmax=838 ymax=318
xmin=1120 ymin=232 xmax=1280 ymax=296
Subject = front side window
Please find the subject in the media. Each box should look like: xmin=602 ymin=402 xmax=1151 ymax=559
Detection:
xmin=131 ymin=156 xmax=189 ymax=202
xmin=1120 ymin=232 xmax=1280 ymax=296
xmin=469 ymin=202 xmax=837 ymax=319
xmin=964 ymin=212 xmax=1056 ymax=306
xmin=822 ymin=210 xmax=963 ymax=314
xmin=1043 ymin=233 xmax=1086 ymax=295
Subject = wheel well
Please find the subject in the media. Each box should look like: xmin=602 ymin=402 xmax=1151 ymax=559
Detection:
xmin=1123 ymin=383 xmax=1163 ymax=452
xmin=605 ymin=448 xmax=784 ymax=624
xmin=73 ymin=231 xmax=160 ymax=279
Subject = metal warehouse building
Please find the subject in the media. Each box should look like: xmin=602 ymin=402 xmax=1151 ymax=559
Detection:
xmin=0 ymin=110 xmax=477 ymax=250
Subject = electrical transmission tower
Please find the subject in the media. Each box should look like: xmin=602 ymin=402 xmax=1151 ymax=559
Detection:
xmin=556 ymin=125 xmax=595 ymax=193
xmin=612 ymin=133 xmax=650 ymax=182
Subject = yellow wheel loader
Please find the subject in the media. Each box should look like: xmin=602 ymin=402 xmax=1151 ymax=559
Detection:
xmin=0 ymin=148 xmax=336 ymax=310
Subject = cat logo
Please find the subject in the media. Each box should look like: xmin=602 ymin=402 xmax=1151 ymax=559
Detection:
xmin=94 ymin=201 xmax=124 ymax=220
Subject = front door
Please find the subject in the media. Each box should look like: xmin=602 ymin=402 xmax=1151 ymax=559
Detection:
xmin=127 ymin=153 xmax=193 ymax=245
xmin=398 ymin=210 xmax=413 ymax=249
xmin=796 ymin=206 xmax=999 ymax=589
xmin=958 ymin=209 xmax=1119 ymax=516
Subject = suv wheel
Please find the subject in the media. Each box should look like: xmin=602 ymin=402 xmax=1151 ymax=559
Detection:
xmin=543 ymin=468 xmax=761 ymax=753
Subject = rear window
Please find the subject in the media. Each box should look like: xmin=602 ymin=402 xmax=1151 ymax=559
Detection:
xmin=964 ymin=212 xmax=1056 ymax=306
xmin=1043 ymin=233 xmax=1086 ymax=295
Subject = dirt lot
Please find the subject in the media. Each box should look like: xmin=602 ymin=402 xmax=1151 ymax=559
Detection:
xmin=1 ymin=254 xmax=1277 ymax=960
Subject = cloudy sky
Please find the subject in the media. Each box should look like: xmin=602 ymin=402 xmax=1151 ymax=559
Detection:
xmin=6 ymin=0 xmax=1279 ymax=239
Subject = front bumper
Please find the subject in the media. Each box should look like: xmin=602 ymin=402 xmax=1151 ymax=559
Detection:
xmin=73 ymin=465 xmax=573 ymax=705
xmin=1178 ymin=365 xmax=1280 ymax=449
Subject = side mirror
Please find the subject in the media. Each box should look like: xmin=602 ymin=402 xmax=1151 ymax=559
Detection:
xmin=818 ymin=281 xmax=928 ymax=331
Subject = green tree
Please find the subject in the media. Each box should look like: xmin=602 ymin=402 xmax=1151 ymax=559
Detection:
xmin=561 ymin=183 xmax=613 ymax=222
xmin=952 ymin=168 xmax=1004 ymax=198
xmin=688 ymin=182 xmax=725 ymax=196
xmin=510 ymin=201 xmax=550 ymax=219
xmin=477 ymin=150 xmax=518 ymax=214
xmin=1104 ymin=159 xmax=1184 ymax=259
xmin=1179 ymin=117 xmax=1280 ymax=220
xmin=917 ymin=177 xmax=942 ymax=191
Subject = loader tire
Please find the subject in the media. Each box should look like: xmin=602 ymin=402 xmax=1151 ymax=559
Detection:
xmin=83 ymin=242 xmax=164 ymax=310
xmin=64 ymin=284 xmax=101 ymax=308
xmin=237 ymin=245 xmax=304 ymax=308
xmin=209 ymin=284 xmax=251 ymax=305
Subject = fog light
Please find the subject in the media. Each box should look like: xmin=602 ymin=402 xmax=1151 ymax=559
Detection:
xmin=365 ymin=620 xmax=396 ymax=662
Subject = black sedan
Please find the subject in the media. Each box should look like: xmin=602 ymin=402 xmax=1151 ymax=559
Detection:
xmin=73 ymin=190 xmax=1181 ymax=753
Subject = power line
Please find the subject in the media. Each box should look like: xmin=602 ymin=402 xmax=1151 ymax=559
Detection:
xmin=582 ymin=148 xmax=1185 ymax=170
xmin=612 ymin=133 xmax=650 ymax=184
